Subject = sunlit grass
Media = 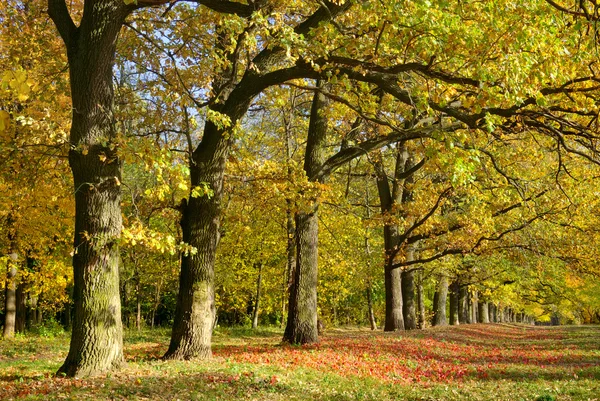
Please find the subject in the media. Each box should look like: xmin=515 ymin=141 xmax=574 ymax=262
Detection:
xmin=1 ymin=324 xmax=598 ymax=400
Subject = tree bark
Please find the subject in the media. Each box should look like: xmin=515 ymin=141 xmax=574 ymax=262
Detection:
xmin=401 ymin=267 xmax=417 ymax=330
xmin=449 ymin=280 xmax=460 ymax=325
xmin=284 ymin=83 xmax=327 ymax=345
xmin=459 ymin=286 xmax=469 ymax=324
xmin=375 ymin=143 xmax=411 ymax=331
xmin=366 ymin=283 xmax=377 ymax=330
xmin=3 ymin=263 xmax=17 ymax=338
xmin=384 ymin=266 xmax=404 ymax=331
xmin=416 ymin=270 xmax=425 ymax=329
xmin=27 ymin=294 xmax=38 ymax=330
xmin=15 ymin=282 xmax=26 ymax=333
xmin=471 ymin=290 xmax=478 ymax=324
xmin=479 ymin=301 xmax=490 ymax=323
xmin=364 ymin=179 xmax=377 ymax=331
xmin=49 ymin=0 xmax=129 ymax=377
xmin=284 ymin=211 xmax=320 ymax=343
xmin=136 ymin=277 xmax=141 ymax=331
xmin=283 ymin=111 xmax=296 ymax=328
xmin=252 ymin=262 xmax=263 ymax=329
xmin=432 ymin=274 xmax=448 ymax=326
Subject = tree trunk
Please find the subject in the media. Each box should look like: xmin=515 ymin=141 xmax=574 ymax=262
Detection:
xmin=375 ymin=144 xmax=410 ymax=332
xmin=252 ymin=262 xmax=263 ymax=329
xmin=366 ymin=284 xmax=377 ymax=330
xmin=459 ymin=286 xmax=469 ymax=324
xmin=363 ymin=180 xmax=377 ymax=331
xmin=284 ymin=210 xmax=320 ymax=343
xmin=284 ymin=84 xmax=327 ymax=344
xmin=282 ymin=96 xmax=296 ymax=328
xmin=27 ymin=294 xmax=38 ymax=330
xmin=449 ymin=280 xmax=460 ymax=325
xmin=3 ymin=262 xmax=17 ymax=338
xmin=384 ymin=265 xmax=404 ymax=331
xmin=478 ymin=301 xmax=489 ymax=323
xmin=401 ymin=267 xmax=417 ymax=330
xmin=466 ymin=291 xmax=473 ymax=323
xmin=471 ymin=290 xmax=478 ymax=323
xmin=432 ymin=274 xmax=448 ymax=326
xmin=50 ymin=0 xmax=129 ymax=377
xmin=416 ymin=270 xmax=425 ymax=329
xmin=15 ymin=282 xmax=26 ymax=333
xmin=136 ymin=278 xmax=141 ymax=331
xmin=283 ymin=200 xmax=295 ymax=328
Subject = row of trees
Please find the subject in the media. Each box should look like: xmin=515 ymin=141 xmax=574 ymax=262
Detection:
xmin=2 ymin=0 xmax=600 ymax=377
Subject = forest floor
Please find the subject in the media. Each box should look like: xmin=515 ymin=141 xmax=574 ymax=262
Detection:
xmin=0 ymin=323 xmax=599 ymax=400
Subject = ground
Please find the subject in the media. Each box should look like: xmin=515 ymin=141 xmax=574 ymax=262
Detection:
xmin=0 ymin=324 xmax=598 ymax=400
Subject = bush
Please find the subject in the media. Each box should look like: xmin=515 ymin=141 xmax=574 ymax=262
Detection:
xmin=30 ymin=319 xmax=65 ymax=338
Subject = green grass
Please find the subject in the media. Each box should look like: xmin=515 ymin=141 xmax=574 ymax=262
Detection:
xmin=1 ymin=324 xmax=599 ymax=400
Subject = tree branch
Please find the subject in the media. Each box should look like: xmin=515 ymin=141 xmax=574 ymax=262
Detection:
xmin=47 ymin=0 xmax=77 ymax=48
xmin=312 ymin=122 xmax=463 ymax=182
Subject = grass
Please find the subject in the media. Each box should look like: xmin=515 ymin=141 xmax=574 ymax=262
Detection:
xmin=0 ymin=324 xmax=599 ymax=400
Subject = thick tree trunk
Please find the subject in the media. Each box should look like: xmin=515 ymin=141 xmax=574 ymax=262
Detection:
xmin=479 ymin=302 xmax=490 ymax=323
xmin=50 ymin=0 xmax=129 ymax=377
xmin=282 ymin=101 xmax=296 ymax=328
xmin=284 ymin=211 xmax=319 ymax=343
xmin=283 ymin=200 xmax=295 ymax=327
xmin=401 ymin=268 xmax=417 ymax=330
xmin=416 ymin=270 xmax=425 ymax=329
xmin=374 ymin=143 xmax=415 ymax=332
xmin=3 ymin=216 xmax=18 ymax=339
xmin=459 ymin=286 xmax=469 ymax=324
xmin=466 ymin=291 xmax=473 ymax=324
xmin=3 ymin=263 xmax=17 ymax=338
xmin=384 ymin=264 xmax=404 ymax=331
xmin=449 ymin=280 xmax=460 ymax=325
xmin=164 ymin=161 xmax=222 ymax=358
xmin=252 ymin=263 xmax=263 ymax=329
xmin=284 ymin=84 xmax=327 ymax=344
xmin=364 ymin=183 xmax=377 ymax=331
xmin=471 ymin=290 xmax=478 ymax=323
xmin=27 ymin=294 xmax=38 ymax=330
xmin=15 ymin=282 xmax=26 ymax=333
xmin=432 ymin=275 xmax=448 ymax=326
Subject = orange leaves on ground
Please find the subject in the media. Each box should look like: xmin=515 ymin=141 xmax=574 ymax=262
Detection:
xmin=215 ymin=324 xmax=597 ymax=385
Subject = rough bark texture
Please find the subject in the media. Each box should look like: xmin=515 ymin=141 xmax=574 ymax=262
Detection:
xmin=283 ymin=84 xmax=327 ymax=345
xmin=384 ymin=266 xmax=404 ymax=331
xmin=284 ymin=211 xmax=320 ymax=344
xmin=3 ymin=263 xmax=17 ymax=338
xmin=15 ymin=282 xmax=26 ymax=333
xmin=401 ymin=268 xmax=417 ymax=330
xmin=165 ymin=3 xmax=349 ymax=354
xmin=163 ymin=153 xmax=222 ymax=359
xmin=416 ymin=271 xmax=425 ymax=329
xmin=375 ymin=143 xmax=411 ymax=332
xmin=471 ymin=290 xmax=479 ymax=324
xmin=27 ymin=294 xmax=39 ymax=330
xmin=449 ymin=280 xmax=460 ymax=325
xmin=50 ymin=0 xmax=129 ymax=377
xmin=458 ymin=285 xmax=469 ymax=324
xmin=479 ymin=301 xmax=490 ymax=323
xmin=432 ymin=275 xmax=448 ymax=326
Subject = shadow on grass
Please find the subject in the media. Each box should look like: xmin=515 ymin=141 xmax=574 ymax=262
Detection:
xmin=0 ymin=370 xmax=301 ymax=401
